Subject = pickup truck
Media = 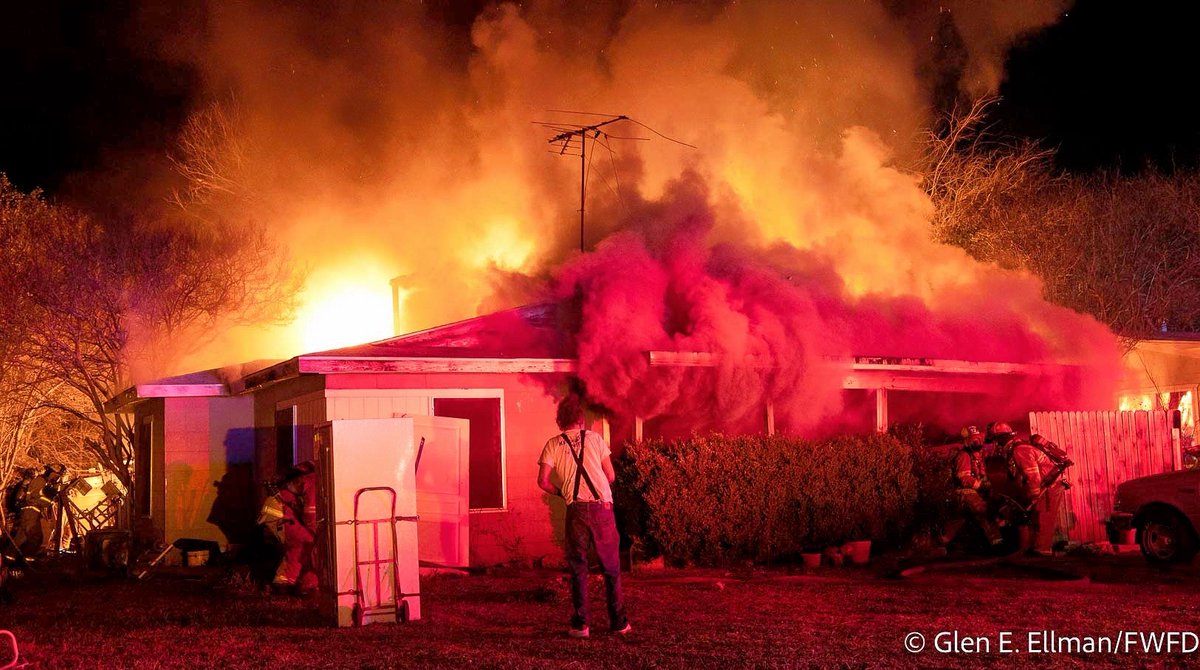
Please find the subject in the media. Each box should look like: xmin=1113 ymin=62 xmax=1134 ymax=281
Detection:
xmin=1112 ymin=465 xmax=1200 ymax=564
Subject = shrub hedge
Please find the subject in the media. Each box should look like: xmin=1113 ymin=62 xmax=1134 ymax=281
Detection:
xmin=615 ymin=432 xmax=933 ymax=565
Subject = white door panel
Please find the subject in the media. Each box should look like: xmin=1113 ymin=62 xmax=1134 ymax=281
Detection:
xmin=315 ymin=418 xmax=421 ymax=627
xmin=411 ymin=415 xmax=470 ymax=567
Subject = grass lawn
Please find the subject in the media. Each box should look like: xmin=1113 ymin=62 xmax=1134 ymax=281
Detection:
xmin=3 ymin=553 xmax=1200 ymax=668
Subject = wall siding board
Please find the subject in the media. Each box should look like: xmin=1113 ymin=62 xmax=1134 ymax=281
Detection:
xmin=1089 ymin=412 xmax=1110 ymax=536
xmin=1100 ymin=411 xmax=1117 ymax=510
xmin=1066 ymin=410 xmax=1085 ymax=542
xmin=1114 ymin=413 xmax=1130 ymax=484
xmin=1156 ymin=412 xmax=1169 ymax=473
xmin=1135 ymin=411 xmax=1150 ymax=478
xmin=1146 ymin=412 xmax=1159 ymax=474
xmin=1074 ymin=411 xmax=1096 ymax=540
xmin=1134 ymin=412 xmax=1147 ymax=475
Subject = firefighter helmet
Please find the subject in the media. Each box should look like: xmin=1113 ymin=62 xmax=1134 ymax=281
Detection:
xmin=295 ymin=460 xmax=315 ymax=475
xmin=960 ymin=425 xmax=983 ymax=447
xmin=985 ymin=421 xmax=1015 ymax=444
xmin=279 ymin=460 xmax=316 ymax=483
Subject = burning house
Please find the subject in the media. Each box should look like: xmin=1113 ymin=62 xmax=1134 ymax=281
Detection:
xmin=88 ymin=0 xmax=1157 ymax=575
xmin=1119 ymin=335 xmax=1200 ymax=446
xmin=107 ymin=298 xmax=1110 ymax=567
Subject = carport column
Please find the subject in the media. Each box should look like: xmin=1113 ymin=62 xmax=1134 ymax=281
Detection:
xmin=875 ymin=388 xmax=888 ymax=434
xmin=766 ymin=403 xmax=775 ymax=436
xmin=634 ymin=416 xmax=644 ymax=442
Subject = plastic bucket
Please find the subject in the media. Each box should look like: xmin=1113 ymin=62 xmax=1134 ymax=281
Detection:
xmin=801 ymin=553 xmax=821 ymax=568
xmin=185 ymin=550 xmax=209 ymax=567
xmin=845 ymin=540 xmax=871 ymax=565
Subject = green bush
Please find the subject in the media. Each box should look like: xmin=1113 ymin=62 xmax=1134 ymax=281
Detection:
xmin=616 ymin=432 xmax=920 ymax=565
xmin=909 ymin=446 xmax=958 ymax=539
xmin=889 ymin=423 xmax=958 ymax=542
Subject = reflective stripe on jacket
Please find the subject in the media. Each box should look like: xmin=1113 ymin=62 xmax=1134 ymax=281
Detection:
xmin=954 ymin=449 xmax=987 ymax=490
xmin=1009 ymin=442 xmax=1053 ymax=497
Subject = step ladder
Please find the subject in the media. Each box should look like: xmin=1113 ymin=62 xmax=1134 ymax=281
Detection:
xmin=337 ymin=486 xmax=419 ymax=626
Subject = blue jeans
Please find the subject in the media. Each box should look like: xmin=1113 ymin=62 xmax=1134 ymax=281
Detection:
xmin=565 ymin=502 xmax=626 ymax=629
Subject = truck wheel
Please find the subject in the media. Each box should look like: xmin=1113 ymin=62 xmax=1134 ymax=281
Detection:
xmin=1139 ymin=509 xmax=1198 ymax=564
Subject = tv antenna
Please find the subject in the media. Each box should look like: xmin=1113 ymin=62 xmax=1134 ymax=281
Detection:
xmin=535 ymin=111 xmax=695 ymax=252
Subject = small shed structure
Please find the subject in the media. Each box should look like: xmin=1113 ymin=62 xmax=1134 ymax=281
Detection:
xmin=104 ymin=370 xmax=257 ymax=549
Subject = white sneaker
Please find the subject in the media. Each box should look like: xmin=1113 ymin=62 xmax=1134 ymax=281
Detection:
xmin=612 ymin=623 xmax=632 ymax=635
xmin=569 ymin=625 xmax=590 ymax=639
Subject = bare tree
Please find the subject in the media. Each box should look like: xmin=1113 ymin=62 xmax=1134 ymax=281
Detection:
xmin=1 ymin=174 xmax=299 ymax=502
xmin=167 ymin=100 xmax=254 ymax=214
xmin=915 ymin=98 xmax=1200 ymax=340
xmin=915 ymin=96 xmax=1061 ymax=262
xmin=1 ymin=177 xmax=100 ymax=528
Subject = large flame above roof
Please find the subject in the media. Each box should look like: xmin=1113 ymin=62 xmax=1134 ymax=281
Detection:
xmin=144 ymin=2 xmax=1118 ymax=435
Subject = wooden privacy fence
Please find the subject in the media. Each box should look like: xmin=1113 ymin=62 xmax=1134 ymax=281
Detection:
xmin=1029 ymin=410 xmax=1183 ymax=544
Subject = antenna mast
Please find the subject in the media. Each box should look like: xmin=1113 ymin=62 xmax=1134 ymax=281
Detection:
xmin=539 ymin=112 xmax=693 ymax=252
xmin=544 ymin=115 xmax=629 ymax=252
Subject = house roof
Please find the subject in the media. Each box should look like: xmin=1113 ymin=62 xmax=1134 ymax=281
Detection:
xmin=1131 ymin=334 xmax=1200 ymax=358
xmin=104 ymin=369 xmax=230 ymax=412
xmin=108 ymin=303 xmax=1086 ymax=408
xmin=647 ymin=351 xmax=1068 ymax=394
xmin=105 ymin=361 xmax=281 ymax=412
xmin=239 ymin=304 xmax=578 ymax=392
xmin=308 ymin=303 xmax=573 ymax=360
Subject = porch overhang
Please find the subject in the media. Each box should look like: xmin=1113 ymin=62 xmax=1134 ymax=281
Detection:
xmin=104 ymin=380 xmax=229 ymax=413
xmin=645 ymin=351 xmax=1077 ymax=434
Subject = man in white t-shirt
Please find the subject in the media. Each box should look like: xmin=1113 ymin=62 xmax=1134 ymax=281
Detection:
xmin=537 ymin=395 xmax=630 ymax=639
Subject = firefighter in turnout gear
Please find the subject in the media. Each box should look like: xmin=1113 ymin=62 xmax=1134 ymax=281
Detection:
xmin=272 ymin=460 xmax=319 ymax=595
xmin=941 ymin=426 xmax=1003 ymax=549
xmin=2 ymin=468 xmax=36 ymax=571
xmin=11 ymin=464 xmax=65 ymax=558
xmin=987 ymin=422 xmax=1070 ymax=556
xmin=3 ymin=468 xmax=36 ymax=523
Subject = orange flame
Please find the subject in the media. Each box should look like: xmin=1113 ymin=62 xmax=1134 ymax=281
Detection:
xmin=289 ymin=261 xmax=396 ymax=354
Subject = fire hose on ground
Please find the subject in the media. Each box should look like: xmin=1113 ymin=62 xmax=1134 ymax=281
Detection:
xmin=892 ymin=472 xmax=1085 ymax=582
xmin=1 ymin=630 xmax=28 ymax=670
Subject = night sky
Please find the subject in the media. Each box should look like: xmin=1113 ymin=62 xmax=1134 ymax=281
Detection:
xmin=996 ymin=0 xmax=1200 ymax=173
xmin=1 ymin=0 xmax=1197 ymax=200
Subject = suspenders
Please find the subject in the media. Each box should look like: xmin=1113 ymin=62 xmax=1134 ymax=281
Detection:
xmin=561 ymin=429 xmax=601 ymax=502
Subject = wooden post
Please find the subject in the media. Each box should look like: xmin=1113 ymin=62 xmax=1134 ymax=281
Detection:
xmin=765 ymin=403 xmax=775 ymax=436
xmin=634 ymin=416 xmax=644 ymax=442
xmin=875 ymin=388 xmax=888 ymax=433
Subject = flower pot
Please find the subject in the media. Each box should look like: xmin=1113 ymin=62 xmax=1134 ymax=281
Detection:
xmin=845 ymin=540 xmax=871 ymax=565
xmin=801 ymin=552 xmax=821 ymax=568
